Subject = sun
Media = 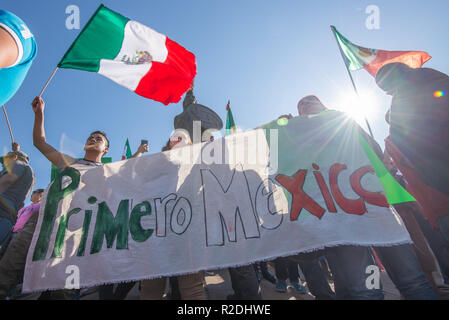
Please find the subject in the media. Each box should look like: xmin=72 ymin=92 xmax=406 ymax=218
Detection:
xmin=334 ymin=89 xmax=378 ymax=127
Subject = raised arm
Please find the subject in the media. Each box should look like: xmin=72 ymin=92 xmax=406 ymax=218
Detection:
xmin=131 ymin=142 xmax=149 ymax=158
xmin=31 ymin=96 xmax=75 ymax=169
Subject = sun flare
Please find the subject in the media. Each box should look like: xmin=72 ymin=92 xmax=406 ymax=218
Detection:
xmin=335 ymin=89 xmax=379 ymax=127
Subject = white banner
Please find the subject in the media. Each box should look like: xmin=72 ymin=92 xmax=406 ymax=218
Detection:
xmin=23 ymin=112 xmax=411 ymax=293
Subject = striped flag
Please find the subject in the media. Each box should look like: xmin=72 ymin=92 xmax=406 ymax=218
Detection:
xmin=121 ymin=138 xmax=132 ymax=160
xmin=57 ymin=5 xmax=196 ymax=105
xmin=331 ymin=26 xmax=431 ymax=77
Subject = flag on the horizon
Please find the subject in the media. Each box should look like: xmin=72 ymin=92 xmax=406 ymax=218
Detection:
xmin=58 ymin=4 xmax=196 ymax=105
xmin=225 ymin=100 xmax=236 ymax=136
xmin=121 ymin=138 xmax=132 ymax=160
xmin=331 ymin=26 xmax=431 ymax=77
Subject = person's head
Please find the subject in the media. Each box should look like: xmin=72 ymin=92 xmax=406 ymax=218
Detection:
xmin=30 ymin=189 xmax=44 ymax=204
xmin=84 ymin=131 xmax=110 ymax=156
xmin=0 ymin=150 xmax=29 ymax=169
xmin=168 ymin=129 xmax=191 ymax=150
xmin=297 ymin=95 xmax=327 ymax=116
xmin=375 ymin=63 xmax=412 ymax=95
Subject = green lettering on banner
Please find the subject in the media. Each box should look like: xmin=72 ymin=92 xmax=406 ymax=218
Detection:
xmin=33 ymin=167 xmax=81 ymax=261
xmin=51 ymin=208 xmax=81 ymax=258
xmin=90 ymin=200 xmax=129 ymax=254
xmin=77 ymin=210 xmax=92 ymax=257
xmin=129 ymin=201 xmax=153 ymax=242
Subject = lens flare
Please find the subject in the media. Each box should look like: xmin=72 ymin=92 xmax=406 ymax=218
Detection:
xmin=434 ymin=91 xmax=446 ymax=98
xmin=277 ymin=117 xmax=289 ymax=126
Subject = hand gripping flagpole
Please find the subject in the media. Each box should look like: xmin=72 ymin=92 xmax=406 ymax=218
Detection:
xmin=2 ymin=105 xmax=14 ymax=144
xmin=330 ymin=25 xmax=375 ymax=139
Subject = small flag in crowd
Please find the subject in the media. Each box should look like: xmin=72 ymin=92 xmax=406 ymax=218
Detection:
xmin=121 ymin=138 xmax=132 ymax=160
xmin=225 ymin=100 xmax=236 ymax=136
xmin=331 ymin=26 xmax=431 ymax=77
xmin=58 ymin=4 xmax=196 ymax=105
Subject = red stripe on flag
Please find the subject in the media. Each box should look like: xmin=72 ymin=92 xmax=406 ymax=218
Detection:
xmin=364 ymin=50 xmax=431 ymax=77
xmin=135 ymin=38 xmax=196 ymax=105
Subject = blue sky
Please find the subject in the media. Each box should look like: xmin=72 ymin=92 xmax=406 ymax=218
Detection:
xmin=2 ymin=0 xmax=449 ymax=202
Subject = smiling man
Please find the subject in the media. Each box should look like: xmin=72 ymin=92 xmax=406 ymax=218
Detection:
xmin=32 ymin=96 xmax=111 ymax=170
xmin=0 ymin=96 xmax=149 ymax=300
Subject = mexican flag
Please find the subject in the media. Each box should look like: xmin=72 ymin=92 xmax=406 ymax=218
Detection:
xmin=225 ymin=100 xmax=236 ymax=136
xmin=331 ymin=26 xmax=431 ymax=77
xmin=58 ymin=4 xmax=196 ymax=105
xmin=121 ymin=138 xmax=132 ymax=160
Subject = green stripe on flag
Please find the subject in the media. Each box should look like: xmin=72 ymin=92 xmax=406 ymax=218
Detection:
xmin=332 ymin=27 xmax=364 ymax=71
xmin=358 ymin=134 xmax=416 ymax=204
xmin=58 ymin=4 xmax=129 ymax=72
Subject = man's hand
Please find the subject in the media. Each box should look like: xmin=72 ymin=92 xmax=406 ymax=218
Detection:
xmin=138 ymin=143 xmax=149 ymax=154
xmin=31 ymin=96 xmax=45 ymax=115
xmin=131 ymin=143 xmax=149 ymax=158
xmin=11 ymin=142 xmax=20 ymax=152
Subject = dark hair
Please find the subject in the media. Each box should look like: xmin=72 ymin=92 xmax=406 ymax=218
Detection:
xmin=33 ymin=189 xmax=45 ymax=194
xmin=89 ymin=131 xmax=110 ymax=148
xmin=162 ymin=139 xmax=171 ymax=152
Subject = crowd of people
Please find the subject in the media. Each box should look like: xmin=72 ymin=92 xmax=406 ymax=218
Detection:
xmin=1 ymin=8 xmax=449 ymax=300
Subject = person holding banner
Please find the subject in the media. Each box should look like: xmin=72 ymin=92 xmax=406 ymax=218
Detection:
xmin=383 ymin=155 xmax=449 ymax=299
xmin=0 ymin=96 xmax=147 ymax=299
xmin=2 ymin=97 xmax=115 ymax=300
xmin=0 ymin=10 xmax=37 ymax=106
xmin=280 ymin=95 xmax=438 ymax=299
xmin=140 ymin=129 xmax=207 ymax=300
xmin=278 ymin=96 xmax=383 ymax=299
xmin=376 ymin=63 xmax=449 ymax=243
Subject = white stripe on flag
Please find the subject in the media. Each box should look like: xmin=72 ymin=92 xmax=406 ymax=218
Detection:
xmin=99 ymin=60 xmax=152 ymax=91
xmin=98 ymin=20 xmax=168 ymax=91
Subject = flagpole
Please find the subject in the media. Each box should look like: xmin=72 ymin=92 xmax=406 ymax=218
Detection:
xmin=330 ymin=25 xmax=375 ymax=139
xmin=2 ymin=105 xmax=15 ymax=144
xmin=38 ymin=67 xmax=59 ymax=97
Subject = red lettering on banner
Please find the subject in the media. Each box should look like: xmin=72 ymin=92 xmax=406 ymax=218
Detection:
xmin=350 ymin=166 xmax=389 ymax=208
xmin=276 ymin=163 xmax=390 ymax=220
xmin=329 ymin=164 xmax=367 ymax=215
xmin=312 ymin=164 xmax=337 ymax=213
xmin=275 ymin=170 xmax=326 ymax=221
